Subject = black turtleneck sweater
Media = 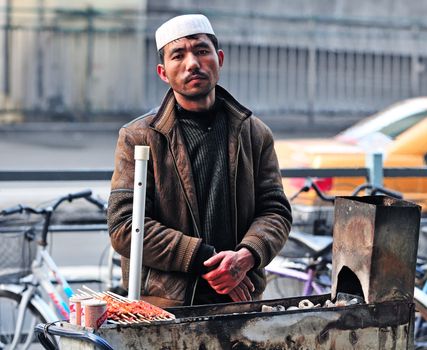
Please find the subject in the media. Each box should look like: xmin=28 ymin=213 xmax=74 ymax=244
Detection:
xmin=176 ymin=100 xmax=234 ymax=304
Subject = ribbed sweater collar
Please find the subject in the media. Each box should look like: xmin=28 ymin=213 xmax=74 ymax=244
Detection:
xmin=175 ymin=98 xmax=224 ymax=130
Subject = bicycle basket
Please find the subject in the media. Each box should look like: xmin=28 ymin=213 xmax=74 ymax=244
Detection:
xmin=0 ymin=227 xmax=37 ymax=283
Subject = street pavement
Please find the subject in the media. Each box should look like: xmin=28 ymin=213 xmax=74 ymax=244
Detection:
xmin=0 ymin=119 xmax=339 ymax=207
xmin=0 ymin=124 xmax=118 ymax=208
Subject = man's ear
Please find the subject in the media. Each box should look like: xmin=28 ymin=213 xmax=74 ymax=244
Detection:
xmin=157 ymin=64 xmax=169 ymax=84
xmin=217 ymin=49 xmax=224 ymax=68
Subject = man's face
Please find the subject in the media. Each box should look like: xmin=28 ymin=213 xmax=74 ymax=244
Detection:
xmin=157 ymin=34 xmax=224 ymax=105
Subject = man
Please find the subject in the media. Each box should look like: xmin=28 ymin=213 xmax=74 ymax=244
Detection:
xmin=108 ymin=14 xmax=292 ymax=307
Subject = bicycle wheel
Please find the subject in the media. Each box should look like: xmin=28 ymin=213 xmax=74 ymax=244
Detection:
xmin=414 ymin=287 xmax=427 ymax=350
xmin=264 ymin=267 xmax=331 ymax=300
xmin=264 ymin=272 xmax=311 ymax=299
xmin=0 ymin=289 xmax=53 ymax=349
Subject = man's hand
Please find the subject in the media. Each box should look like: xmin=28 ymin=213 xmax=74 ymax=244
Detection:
xmin=202 ymin=248 xmax=255 ymax=294
xmin=229 ymin=276 xmax=254 ymax=302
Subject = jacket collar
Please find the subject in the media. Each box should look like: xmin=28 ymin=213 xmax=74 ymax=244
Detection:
xmin=150 ymin=85 xmax=252 ymax=135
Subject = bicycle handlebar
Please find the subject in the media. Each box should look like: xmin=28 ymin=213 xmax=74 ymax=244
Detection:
xmin=85 ymin=195 xmax=108 ymax=211
xmin=290 ymin=177 xmax=403 ymax=203
xmin=0 ymin=204 xmax=47 ymax=216
xmin=0 ymin=189 xmax=107 ymax=217
xmin=0 ymin=189 xmax=108 ymax=246
xmin=351 ymin=183 xmax=403 ymax=199
xmin=289 ymin=178 xmax=335 ymax=203
xmin=1 ymin=204 xmax=25 ymax=216
xmin=51 ymin=189 xmax=93 ymax=210
xmin=308 ymin=179 xmax=335 ymax=203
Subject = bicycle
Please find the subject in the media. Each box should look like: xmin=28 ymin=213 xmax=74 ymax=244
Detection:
xmin=413 ymin=255 xmax=427 ymax=349
xmin=0 ymin=189 xmax=107 ymax=349
xmin=264 ymin=232 xmax=333 ymax=299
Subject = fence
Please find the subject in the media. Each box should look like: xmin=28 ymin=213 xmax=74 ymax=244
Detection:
xmin=1 ymin=168 xmax=427 ymax=182
xmin=2 ymin=6 xmax=427 ymax=124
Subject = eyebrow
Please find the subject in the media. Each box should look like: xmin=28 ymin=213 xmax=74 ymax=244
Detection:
xmin=167 ymin=40 xmax=212 ymax=57
xmin=168 ymin=47 xmax=184 ymax=57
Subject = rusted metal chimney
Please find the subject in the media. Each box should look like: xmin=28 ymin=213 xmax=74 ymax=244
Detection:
xmin=331 ymin=196 xmax=421 ymax=304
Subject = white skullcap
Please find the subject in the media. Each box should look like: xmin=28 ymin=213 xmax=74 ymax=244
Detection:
xmin=155 ymin=14 xmax=215 ymax=51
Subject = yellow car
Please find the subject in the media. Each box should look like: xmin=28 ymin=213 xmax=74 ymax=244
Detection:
xmin=275 ymin=97 xmax=427 ymax=217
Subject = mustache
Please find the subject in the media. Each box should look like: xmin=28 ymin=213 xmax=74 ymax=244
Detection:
xmin=185 ymin=71 xmax=208 ymax=83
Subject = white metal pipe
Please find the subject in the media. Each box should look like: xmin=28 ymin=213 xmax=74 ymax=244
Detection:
xmin=128 ymin=145 xmax=150 ymax=300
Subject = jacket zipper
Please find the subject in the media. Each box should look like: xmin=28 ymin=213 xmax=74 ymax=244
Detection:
xmin=165 ymin=133 xmax=201 ymax=305
xmin=234 ymin=130 xmax=242 ymax=246
xmin=165 ymin=134 xmax=201 ymax=238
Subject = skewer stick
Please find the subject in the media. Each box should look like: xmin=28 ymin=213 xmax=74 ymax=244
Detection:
xmin=107 ymin=290 xmax=170 ymax=319
xmin=128 ymin=145 xmax=150 ymax=301
xmin=82 ymin=285 xmax=100 ymax=295
xmin=106 ymin=291 xmax=132 ymax=302
xmin=77 ymin=289 xmax=91 ymax=297
xmin=108 ymin=320 xmax=121 ymax=325
xmin=80 ymin=288 xmax=156 ymax=324
xmin=101 ymin=295 xmax=123 ymax=303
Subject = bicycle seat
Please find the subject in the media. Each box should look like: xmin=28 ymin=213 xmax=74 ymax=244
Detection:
xmin=278 ymin=230 xmax=333 ymax=259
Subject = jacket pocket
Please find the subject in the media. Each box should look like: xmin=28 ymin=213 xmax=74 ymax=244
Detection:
xmin=144 ymin=268 xmax=188 ymax=302
xmin=121 ymin=256 xmax=189 ymax=304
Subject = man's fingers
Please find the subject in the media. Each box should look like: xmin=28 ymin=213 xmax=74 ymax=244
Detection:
xmin=237 ymin=281 xmax=251 ymax=301
xmin=206 ymin=276 xmax=241 ymax=293
xmin=202 ymin=269 xmax=226 ymax=282
xmin=229 ymin=290 xmax=239 ymax=302
xmin=203 ymin=252 xmax=225 ymax=267
xmin=208 ymin=280 xmax=228 ymax=290
xmin=242 ymin=276 xmax=255 ymax=292
xmin=202 ymin=251 xmax=255 ymax=298
xmin=203 ymin=274 xmax=230 ymax=287
xmin=204 ymin=274 xmax=253 ymax=296
xmin=218 ymin=287 xmax=232 ymax=294
xmin=217 ymin=279 xmax=252 ymax=297
xmin=232 ymin=287 xmax=245 ymax=301
xmin=228 ymin=284 xmax=251 ymax=302
xmin=218 ymin=283 xmax=238 ymax=294
xmin=229 ymin=288 xmax=244 ymax=302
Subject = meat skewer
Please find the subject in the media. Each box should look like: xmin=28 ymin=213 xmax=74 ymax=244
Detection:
xmin=77 ymin=289 xmax=144 ymax=324
xmin=80 ymin=285 xmax=175 ymax=324
xmin=99 ymin=289 xmax=175 ymax=319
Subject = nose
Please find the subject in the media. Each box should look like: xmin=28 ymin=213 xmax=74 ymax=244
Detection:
xmin=185 ymin=53 xmax=200 ymax=71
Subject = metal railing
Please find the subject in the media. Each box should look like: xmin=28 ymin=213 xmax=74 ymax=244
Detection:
xmin=0 ymin=170 xmax=113 ymax=181
xmin=1 ymin=167 xmax=427 ymax=182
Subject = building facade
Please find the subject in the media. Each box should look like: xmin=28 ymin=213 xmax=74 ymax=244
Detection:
xmin=1 ymin=0 xmax=427 ymax=128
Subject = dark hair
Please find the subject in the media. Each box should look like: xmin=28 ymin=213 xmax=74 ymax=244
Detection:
xmin=158 ymin=33 xmax=219 ymax=64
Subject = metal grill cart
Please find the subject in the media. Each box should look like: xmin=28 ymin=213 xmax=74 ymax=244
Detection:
xmin=35 ymin=294 xmax=413 ymax=349
xmin=35 ymin=194 xmax=421 ymax=349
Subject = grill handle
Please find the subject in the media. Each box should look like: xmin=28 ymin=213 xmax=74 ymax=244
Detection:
xmin=34 ymin=323 xmax=114 ymax=350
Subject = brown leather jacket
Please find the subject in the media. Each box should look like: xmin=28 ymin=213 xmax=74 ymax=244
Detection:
xmin=108 ymin=86 xmax=292 ymax=307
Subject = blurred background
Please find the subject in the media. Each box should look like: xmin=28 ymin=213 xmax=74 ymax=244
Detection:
xmin=1 ymin=0 xmax=427 ymax=131
xmin=0 ymin=3 xmax=427 ymax=347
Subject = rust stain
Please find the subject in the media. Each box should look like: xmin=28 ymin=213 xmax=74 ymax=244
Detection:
xmin=332 ymin=196 xmax=419 ymax=304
